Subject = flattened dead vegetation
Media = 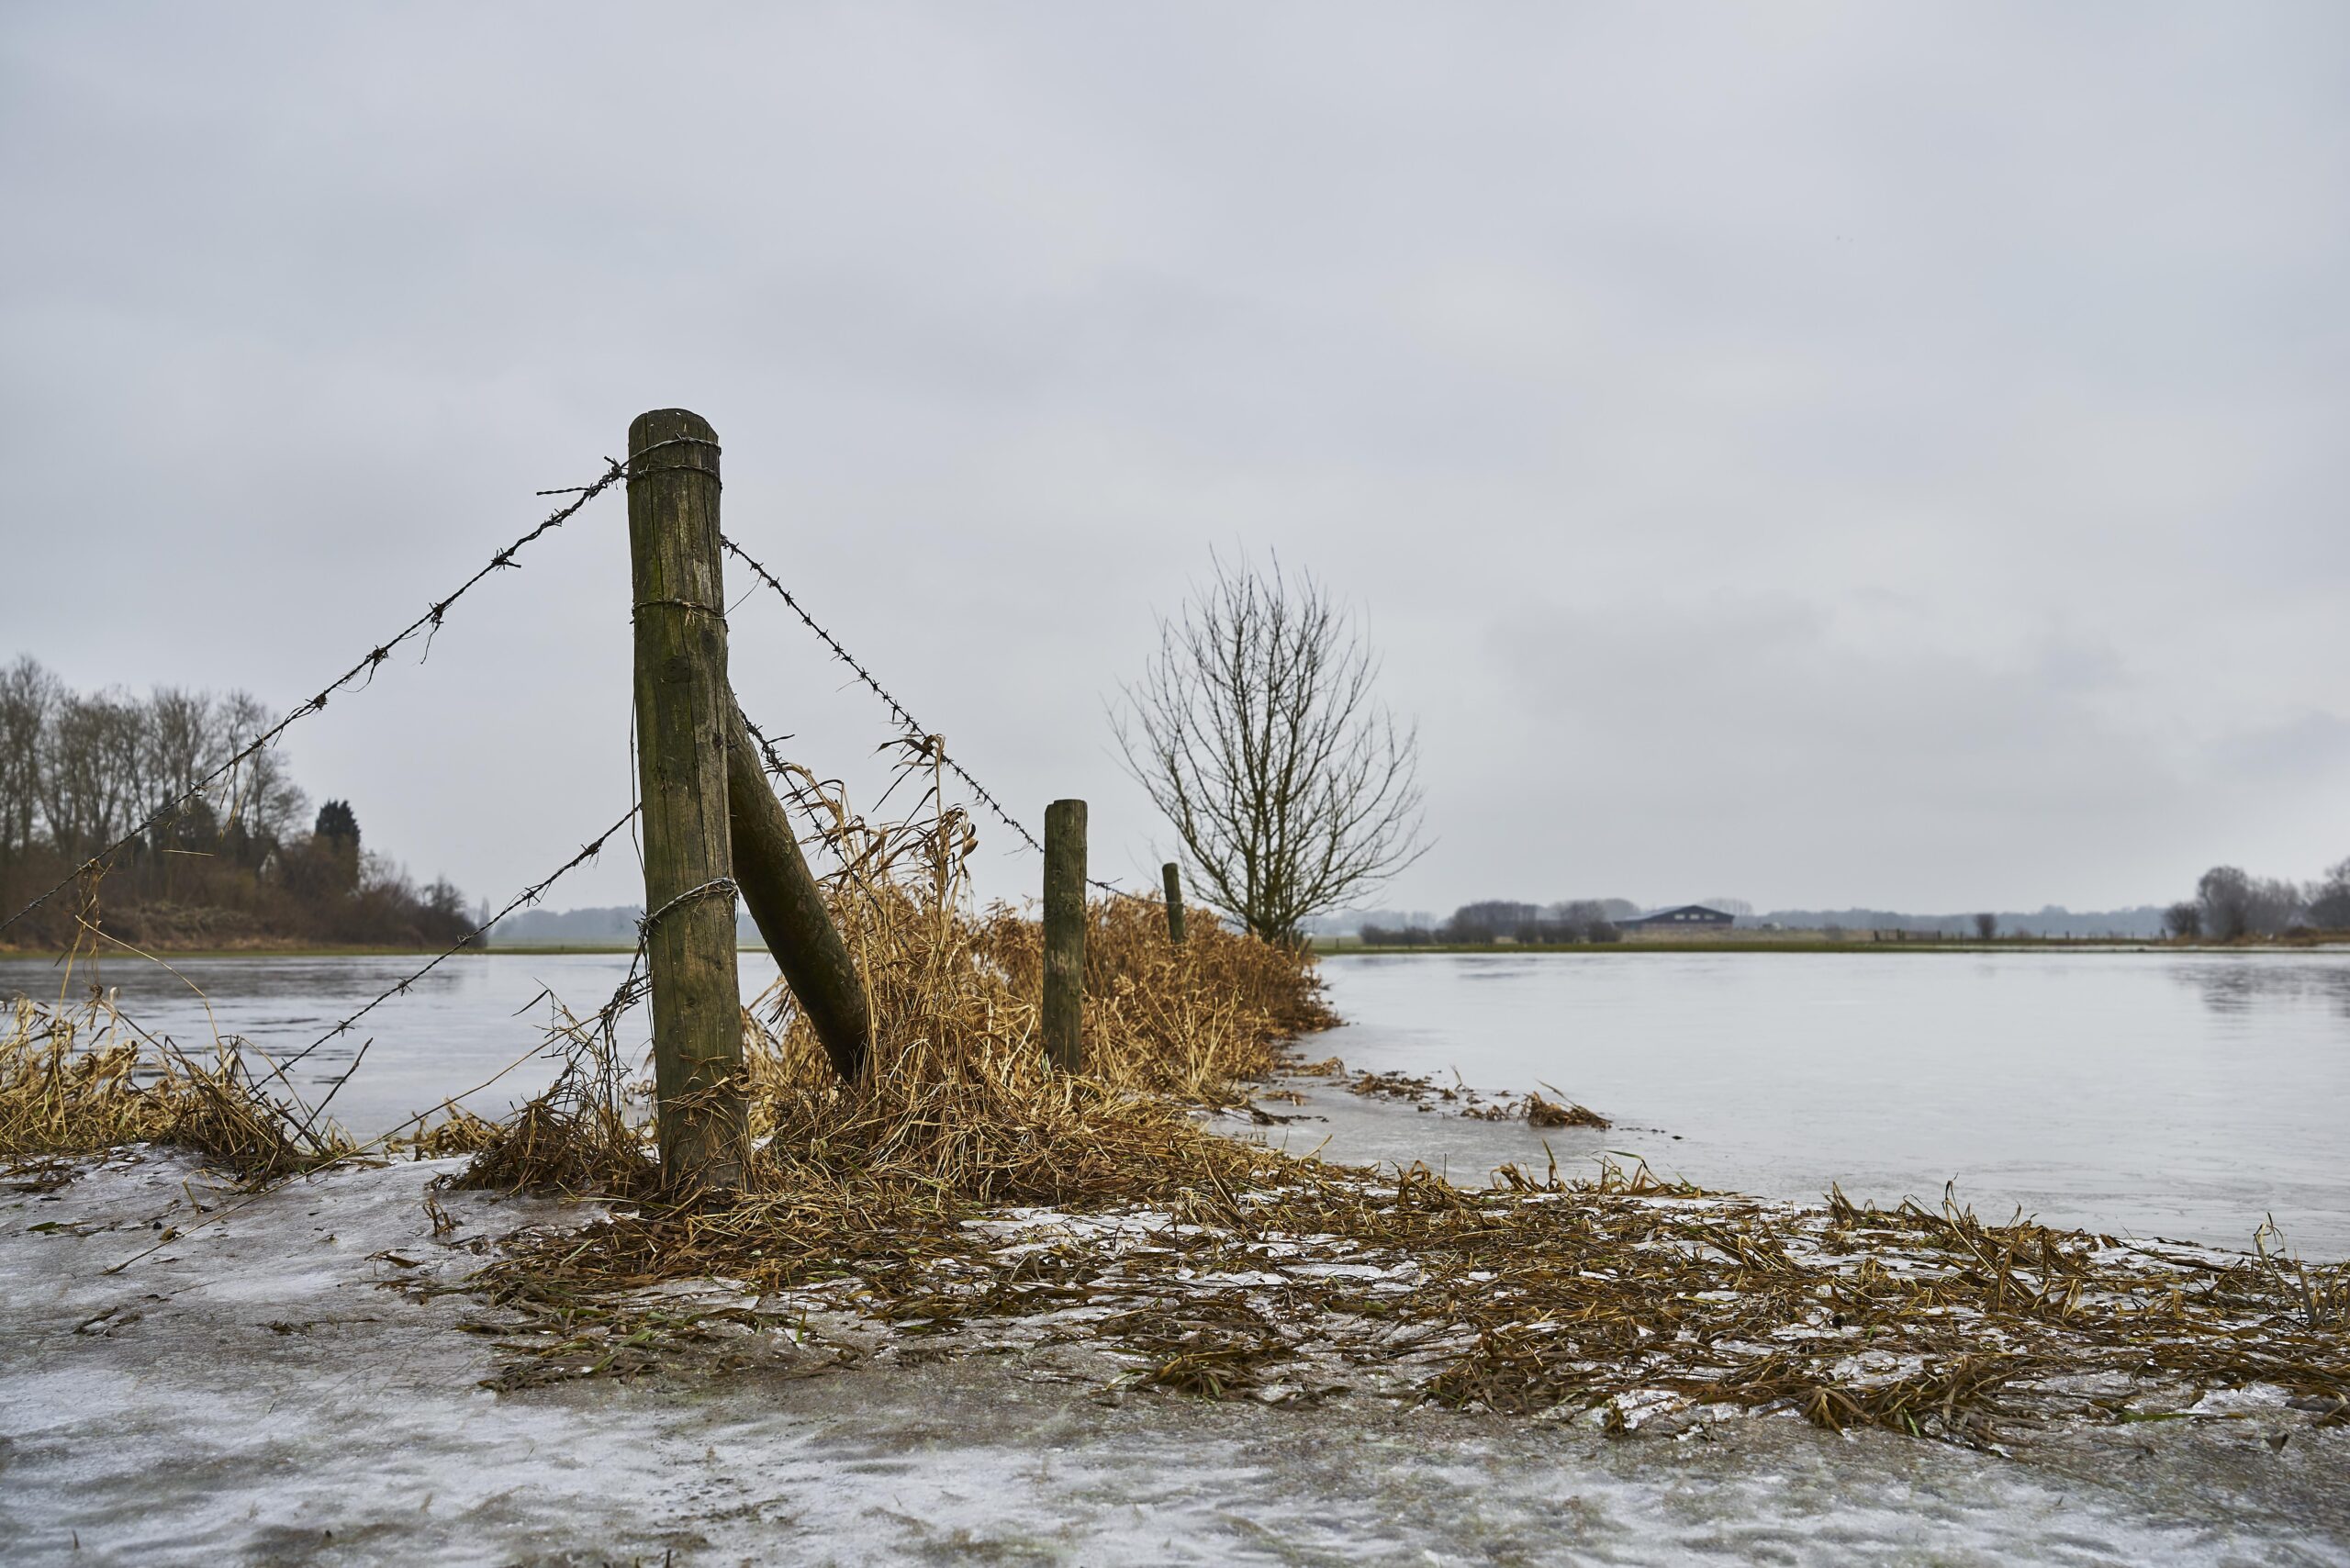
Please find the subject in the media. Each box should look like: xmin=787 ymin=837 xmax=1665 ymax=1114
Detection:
xmin=458 ymin=1142 xmax=2349 ymax=1446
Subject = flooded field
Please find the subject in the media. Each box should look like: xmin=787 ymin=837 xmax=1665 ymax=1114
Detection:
xmin=5 ymin=945 xmax=2346 ymax=1256
xmin=6 ymin=950 xmax=2347 ymax=1565
xmin=1306 ymin=949 xmax=2350 ymax=1257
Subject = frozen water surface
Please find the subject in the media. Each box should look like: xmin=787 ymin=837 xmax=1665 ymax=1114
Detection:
xmin=2 ymin=1154 xmax=2345 ymax=1567
xmin=6 ymin=946 xmax=2345 ymax=1253
xmin=5 ymin=948 xmax=2348 ymax=1562
xmin=1306 ymin=949 xmax=2350 ymax=1254
xmin=18 ymin=949 xmax=2350 ymax=1260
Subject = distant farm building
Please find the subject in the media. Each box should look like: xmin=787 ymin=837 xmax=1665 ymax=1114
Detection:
xmin=1618 ymin=904 xmax=1737 ymax=933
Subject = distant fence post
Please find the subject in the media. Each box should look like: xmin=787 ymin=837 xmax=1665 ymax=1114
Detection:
xmin=1162 ymin=861 xmax=1186 ymax=946
xmin=627 ymin=408 xmax=746 ymax=1191
xmin=1042 ymin=799 xmax=1086 ymax=1072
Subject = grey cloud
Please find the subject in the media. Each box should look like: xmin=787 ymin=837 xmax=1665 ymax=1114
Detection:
xmin=2 ymin=3 xmax=2344 ymax=916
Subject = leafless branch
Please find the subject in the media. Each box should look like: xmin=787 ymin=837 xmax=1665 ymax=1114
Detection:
xmin=1113 ymin=554 xmax=1425 ymax=943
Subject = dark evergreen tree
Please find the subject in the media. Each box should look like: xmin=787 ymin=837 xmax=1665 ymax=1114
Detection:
xmin=315 ymin=799 xmax=360 ymax=850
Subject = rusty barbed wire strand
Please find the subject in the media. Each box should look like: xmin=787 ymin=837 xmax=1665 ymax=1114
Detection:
xmin=736 ymin=711 xmax=839 ymax=829
xmin=0 ymin=450 xmax=688 ymax=941
xmin=272 ymin=804 xmax=644 ymax=1141
xmin=718 ymin=535 xmax=1045 ymax=856
xmin=637 ymin=877 xmax=738 ymax=937
xmin=721 ymin=534 xmax=1158 ymax=905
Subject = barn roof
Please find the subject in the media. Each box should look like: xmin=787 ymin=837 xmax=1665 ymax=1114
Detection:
xmin=1620 ymin=904 xmax=1736 ymax=924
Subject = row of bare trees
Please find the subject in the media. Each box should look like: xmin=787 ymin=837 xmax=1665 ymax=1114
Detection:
xmin=1 ymin=655 xmax=472 ymax=947
xmin=0 ymin=656 xmax=307 ymax=868
xmin=2164 ymin=860 xmax=2350 ymax=941
xmin=1361 ymin=899 xmax=1639 ymax=946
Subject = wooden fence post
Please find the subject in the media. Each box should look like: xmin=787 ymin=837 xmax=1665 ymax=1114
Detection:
xmin=1162 ymin=861 xmax=1186 ymax=946
xmin=725 ymin=710 xmax=872 ymax=1083
xmin=1042 ymin=799 xmax=1086 ymax=1072
xmin=627 ymin=409 xmax=745 ymax=1191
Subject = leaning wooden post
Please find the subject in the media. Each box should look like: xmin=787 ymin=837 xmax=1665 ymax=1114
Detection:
xmin=1041 ymin=799 xmax=1086 ymax=1072
xmin=627 ymin=409 xmax=745 ymax=1191
xmin=1162 ymin=861 xmax=1186 ymax=946
xmin=725 ymin=710 xmax=872 ymax=1083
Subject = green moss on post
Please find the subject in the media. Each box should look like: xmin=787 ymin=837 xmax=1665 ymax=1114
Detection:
xmin=726 ymin=710 xmax=871 ymax=1084
xmin=627 ymin=409 xmax=745 ymax=1191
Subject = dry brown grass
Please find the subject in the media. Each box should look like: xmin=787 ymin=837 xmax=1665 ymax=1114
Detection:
xmin=451 ymin=778 xmax=2348 ymax=1444
xmin=453 ymin=891 xmax=1315 ymax=1216
xmin=0 ymin=993 xmax=344 ymax=1179
xmin=453 ymin=758 xmax=1332 ymax=1209
xmin=17 ymin=761 xmax=2342 ymax=1445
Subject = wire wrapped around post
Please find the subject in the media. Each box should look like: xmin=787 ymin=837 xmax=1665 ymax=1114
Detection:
xmin=627 ymin=409 xmax=746 ymax=1192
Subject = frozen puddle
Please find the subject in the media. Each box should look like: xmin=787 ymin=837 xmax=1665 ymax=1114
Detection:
xmin=2 ymin=1154 xmax=2345 ymax=1566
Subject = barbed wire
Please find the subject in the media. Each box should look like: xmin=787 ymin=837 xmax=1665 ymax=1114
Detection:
xmin=273 ymin=803 xmax=643 ymax=1138
xmin=1094 ymin=872 xmax=1159 ymax=904
xmin=719 ymin=533 xmax=1160 ymax=906
xmin=11 ymin=429 xmax=1181 ymax=1170
xmin=9 ymin=434 xmax=1156 ymax=947
xmin=718 ymin=535 xmax=1044 ymax=856
xmin=638 ymin=876 xmax=737 ymax=937
xmin=737 ymin=710 xmax=843 ymax=826
xmin=0 ymin=452 xmax=667 ymax=940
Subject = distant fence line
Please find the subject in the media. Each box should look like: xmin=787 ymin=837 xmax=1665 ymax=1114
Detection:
xmin=7 ymin=410 xmax=1182 ymax=1188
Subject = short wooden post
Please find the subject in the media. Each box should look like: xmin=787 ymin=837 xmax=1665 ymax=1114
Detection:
xmin=725 ymin=710 xmax=872 ymax=1083
xmin=1041 ymin=799 xmax=1086 ymax=1072
xmin=1162 ymin=861 xmax=1186 ymax=946
xmin=627 ymin=409 xmax=745 ymax=1191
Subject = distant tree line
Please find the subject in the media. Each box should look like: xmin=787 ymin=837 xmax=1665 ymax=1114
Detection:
xmin=1357 ymin=900 xmax=2199 ymax=942
xmin=0 ymin=655 xmax=472 ymax=948
xmin=2163 ymin=859 xmax=2350 ymax=941
xmin=1342 ymin=868 xmax=2350 ymax=949
xmin=1749 ymin=905 xmax=2171 ymax=938
xmin=1361 ymin=898 xmax=1640 ymax=946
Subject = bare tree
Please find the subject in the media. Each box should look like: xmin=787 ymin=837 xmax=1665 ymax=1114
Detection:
xmin=1114 ymin=555 xmax=1424 ymax=944
xmin=1974 ymin=912 xmax=1998 ymax=940
xmin=146 ymin=688 xmax=225 ymax=817
xmin=2163 ymin=901 xmax=2202 ymax=940
xmin=39 ymin=689 xmax=146 ymax=859
xmin=216 ymin=691 xmax=307 ymax=851
xmin=1552 ymin=899 xmax=1621 ymax=943
xmin=2311 ymin=857 xmax=2350 ymax=931
xmin=2197 ymin=866 xmax=2254 ymax=940
xmin=0 ymin=656 xmax=59 ymax=863
xmin=2196 ymin=864 xmax=2307 ymax=940
xmin=2250 ymin=875 xmax=2311 ymax=934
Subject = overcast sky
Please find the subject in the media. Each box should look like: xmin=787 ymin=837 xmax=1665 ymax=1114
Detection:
xmin=3 ymin=3 xmax=2344 ymax=918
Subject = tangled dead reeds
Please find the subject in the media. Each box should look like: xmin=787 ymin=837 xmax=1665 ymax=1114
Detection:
xmin=1315 ymin=1058 xmax=1614 ymax=1127
xmin=449 ymin=762 xmax=2348 ymax=1446
xmin=1 ymin=992 xmax=346 ymax=1181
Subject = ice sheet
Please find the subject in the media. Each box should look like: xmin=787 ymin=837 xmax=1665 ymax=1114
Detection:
xmin=3 ymin=1154 xmax=2344 ymax=1565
